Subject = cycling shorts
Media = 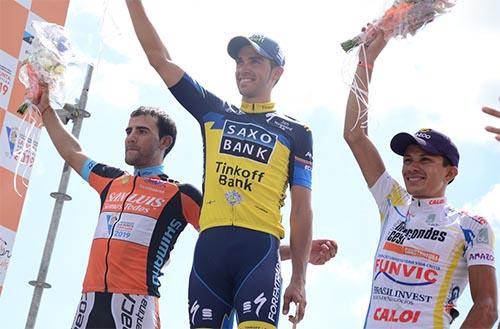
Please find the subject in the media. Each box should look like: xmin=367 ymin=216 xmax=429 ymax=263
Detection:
xmin=188 ymin=226 xmax=282 ymax=328
xmin=71 ymin=291 xmax=160 ymax=329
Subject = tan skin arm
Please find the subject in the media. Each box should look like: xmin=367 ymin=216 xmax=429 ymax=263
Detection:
xmin=282 ymin=185 xmax=313 ymax=324
xmin=126 ymin=0 xmax=184 ymax=88
xmin=461 ymin=265 xmax=498 ymax=328
xmin=34 ymin=86 xmax=88 ymax=176
xmin=482 ymin=106 xmax=500 ymax=142
xmin=343 ymin=29 xmax=388 ymax=188
xmin=280 ymin=239 xmax=337 ymax=265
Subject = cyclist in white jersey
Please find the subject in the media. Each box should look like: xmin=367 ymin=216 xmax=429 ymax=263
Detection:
xmin=344 ymin=29 xmax=497 ymax=328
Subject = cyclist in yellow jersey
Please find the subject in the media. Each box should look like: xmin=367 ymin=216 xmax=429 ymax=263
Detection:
xmin=344 ymin=29 xmax=497 ymax=328
xmin=126 ymin=1 xmax=314 ymax=327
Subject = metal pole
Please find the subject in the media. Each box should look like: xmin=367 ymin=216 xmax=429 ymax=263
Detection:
xmin=25 ymin=64 xmax=93 ymax=329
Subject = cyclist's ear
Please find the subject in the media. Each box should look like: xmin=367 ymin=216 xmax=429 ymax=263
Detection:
xmin=159 ymin=135 xmax=173 ymax=152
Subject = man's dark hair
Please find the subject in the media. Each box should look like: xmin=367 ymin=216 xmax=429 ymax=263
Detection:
xmin=130 ymin=106 xmax=177 ymax=158
xmin=270 ymin=61 xmax=282 ymax=86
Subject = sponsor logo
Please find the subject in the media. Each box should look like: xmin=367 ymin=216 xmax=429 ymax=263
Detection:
xmin=415 ymin=132 xmax=431 ymax=139
xmin=202 ymin=308 xmax=213 ymax=321
xmin=190 ymin=300 xmax=200 ymax=325
xmin=0 ymin=238 xmax=11 ymax=259
xmin=468 ymin=252 xmax=494 ymax=262
xmin=386 ymin=221 xmax=447 ymax=245
xmin=104 ymin=192 xmax=166 ymax=214
xmin=428 ymin=199 xmax=445 ymax=205
xmin=106 ymin=215 xmax=120 ymax=235
xmin=266 ymin=114 xmax=294 ymax=132
xmin=373 ymin=308 xmax=421 ymax=323
xmin=243 ymin=301 xmax=251 ymax=314
xmin=447 ymin=285 xmax=460 ymax=305
xmin=225 ymin=105 xmax=242 ymax=114
xmin=268 ymin=262 xmax=281 ymax=322
xmin=152 ymin=218 xmax=184 ymax=286
xmin=73 ymin=294 xmax=88 ymax=329
xmin=476 ymin=228 xmax=489 ymax=244
xmin=372 ymin=286 xmax=433 ymax=303
xmin=224 ymin=190 xmax=242 ymax=206
xmin=142 ymin=177 xmax=165 ymax=186
xmin=0 ymin=237 xmax=12 ymax=273
xmin=374 ymin=258 xmax=438 ymax=285
xmin=425 ymin=214 xmax=437 ymax=225
xmin=254 ymin=292 xmax=267 ymax=317
xmin=5 ymin=126 xmax=38 ymax=167
xmin=215 ymin=161 xmax=265 ymax=191
xmin=471 ymin=215 xmax=487 ymax=225
xmin=220 ymin=120 xmax=277 ymax=164
xmin=121 ymin=294 xmax=148 ymax=329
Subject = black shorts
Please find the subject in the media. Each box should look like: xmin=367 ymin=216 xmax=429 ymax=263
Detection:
xmin=188 ymin=226 xmax=282 ymax=328
xmin=71 ymin=291 xmax=160 ymax=329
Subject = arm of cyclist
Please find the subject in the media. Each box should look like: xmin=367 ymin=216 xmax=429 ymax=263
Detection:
xmin=343 ymin=27 xmax=387 ymax=187
xmin=280 ymin=239 xmax=337 ymax=265
xmin=126 ymin=0 xmax=184 ymax=88
xmin=35 ymin=85 xmax=88 ymax=176
xmin=282 ymin=185 xmax=313 ymax=324
xmin=482 ymin=106 xmax=500 ymax=142
xmin=460 ymin=265 xmax=498 ymax=328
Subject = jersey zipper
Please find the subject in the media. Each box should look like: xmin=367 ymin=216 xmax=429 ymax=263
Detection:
xmin=103 ymin=176 xmax=137 ymax=291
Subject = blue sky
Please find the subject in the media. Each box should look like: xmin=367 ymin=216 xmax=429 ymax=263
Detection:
xmin=0 ymin=0 xmax=499 ymax=328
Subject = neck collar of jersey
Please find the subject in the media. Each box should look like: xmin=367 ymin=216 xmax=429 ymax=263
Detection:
xmin=134 ymin=164 xmax=165 ymax=177
xmin=240 ymin=101 xmax=276 ymax=114
xmin=410 ymin=196 xmax=447 ymax=211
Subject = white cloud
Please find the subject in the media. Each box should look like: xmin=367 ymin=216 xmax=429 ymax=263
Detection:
xmin=351 ymin=293 xmax=371 ymax=319
xmin=462 ymin=184 xmax=500 ymax=225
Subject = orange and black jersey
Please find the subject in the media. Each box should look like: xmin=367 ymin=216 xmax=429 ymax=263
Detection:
xmin=170 ymin=73 xmax=313 ymax=239
xmin=80 ymin=160 xmax=201 ymax=297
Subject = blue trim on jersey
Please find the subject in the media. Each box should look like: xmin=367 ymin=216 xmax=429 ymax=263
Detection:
xmin=82 ymin=159 xmax=97 ymax=182
xmin=134 ymin=165 xmax=165 ymax=177
xmin=192 ymin=266 xmax=231 ymax=308
xmin=234 ymin=234 xmax=273 ymax=298
xmin=292 ymin=165 xmax=312 ymax=189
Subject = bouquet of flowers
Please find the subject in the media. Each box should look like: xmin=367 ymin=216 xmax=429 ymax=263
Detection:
xmin=17 ymin=21 xmax=75 ymax=114
xmin=341 ymin=0 xmax=457 ymax=52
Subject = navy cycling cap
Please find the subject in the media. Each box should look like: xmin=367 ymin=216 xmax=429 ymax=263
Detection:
xmin=227 ymin=34 xmax=285 ymax=67
xmin=390 ymin=128 xmax=460 ymax=167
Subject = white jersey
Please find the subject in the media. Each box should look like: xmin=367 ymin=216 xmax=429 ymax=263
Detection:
xmin=365 ymin=172 xmax=495 ymax=329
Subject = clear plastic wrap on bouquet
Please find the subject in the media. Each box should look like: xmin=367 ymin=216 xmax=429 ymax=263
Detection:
xmin=341 ymin=0 xmax=457 ymax=52
xmin=17 ymin=21 xmax=76 ymax=114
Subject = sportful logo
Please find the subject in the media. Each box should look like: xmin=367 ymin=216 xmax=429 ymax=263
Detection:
xmin=220 ymin=120 xmax=277 ymax=164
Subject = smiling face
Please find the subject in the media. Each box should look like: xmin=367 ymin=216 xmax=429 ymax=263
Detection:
xmin=124 ymin=114 xmax=166 ymax=169
xmin=402 ymin=144 xmax=458 ymax=198
xmin=235 ymin=45 xmax=283 ymax=103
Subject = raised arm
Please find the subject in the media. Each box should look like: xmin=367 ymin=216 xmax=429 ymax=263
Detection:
xmin=482 ymin=106 xmax=500 ymax=142
xmin=282 ymin=185 xmax=313 ymax=324
xmin=35 ymin=85 xmax=89 ymax=176
xmin=343 ymin=29 xmax=388 ymax=187
xmin=460 ymin=265 xmax=498 ymax=328
xmin=126 ymin=0 xmax=184 ymax=87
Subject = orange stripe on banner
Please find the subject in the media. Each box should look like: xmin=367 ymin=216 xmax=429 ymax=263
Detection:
xmin=0 ymin=167 xmax=28 ymax=232
xmin=31 ymin=0 xmax=70 ymax=25
xmin=8 ymin=78 xmax=28 ymax=116
xmin=0 ymin=109 xmax=5 ymax=128
xmin=0 ymin=1 xmax=29 ymax=58
xmin=383 ymin=241 xmax=440 ymax=262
